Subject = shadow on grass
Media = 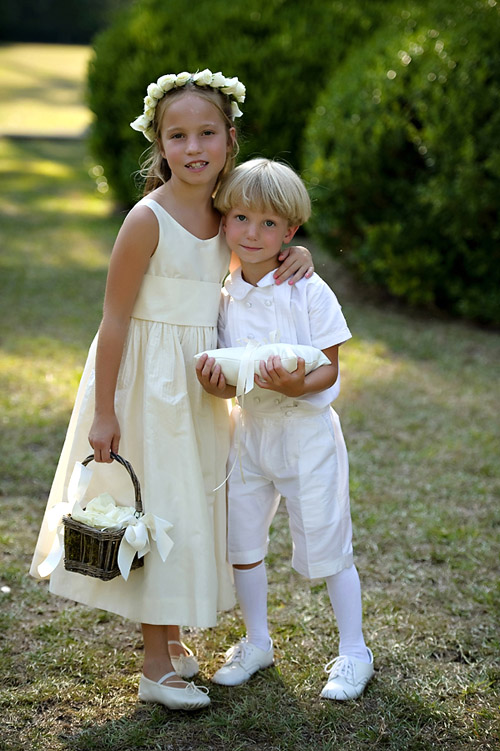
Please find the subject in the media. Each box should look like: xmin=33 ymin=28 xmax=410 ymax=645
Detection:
xmin=57 ymin=669 xmax=473 ymax=751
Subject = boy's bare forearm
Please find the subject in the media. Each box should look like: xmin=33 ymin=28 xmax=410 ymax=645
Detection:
xmin=298 ymin=363 xmax=338 ymax=396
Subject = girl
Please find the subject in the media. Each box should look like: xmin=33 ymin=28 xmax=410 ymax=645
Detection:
xmin=30 ymin=70 xmax=313 ymax=711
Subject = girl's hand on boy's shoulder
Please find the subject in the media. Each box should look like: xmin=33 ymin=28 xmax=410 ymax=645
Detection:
xmin=274 ymin=246 xmax=314 ymax=285
xmin=254 ymin=355 xmax=306 ymax=397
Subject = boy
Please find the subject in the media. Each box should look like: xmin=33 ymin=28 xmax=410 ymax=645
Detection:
xmin=196 ymin=159 xmax=374 ymax=700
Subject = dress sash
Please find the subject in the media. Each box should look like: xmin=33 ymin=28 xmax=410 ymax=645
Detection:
xmin=132 ymin=275 xmax=221 ymax=327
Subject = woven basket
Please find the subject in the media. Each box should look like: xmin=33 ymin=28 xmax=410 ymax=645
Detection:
xmin=62 ymin=452 xmax=144 ymax=581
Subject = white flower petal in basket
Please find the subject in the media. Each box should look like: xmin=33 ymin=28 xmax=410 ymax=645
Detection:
xmin=70 ymin=493 xmax=135 ymax=529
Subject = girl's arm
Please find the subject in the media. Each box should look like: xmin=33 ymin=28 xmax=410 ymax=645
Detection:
xmin=88 ymin=207 xmax=158 ymax=462
xmin=229 ymin=245 xmax=314 ymax=282
xmin=253 ymin=344 xmax=340 ymax=398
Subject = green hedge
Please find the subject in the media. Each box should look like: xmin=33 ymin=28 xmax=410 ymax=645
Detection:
xmin=87 ymin=0 xmax=391 ymax=206
xmin=305 ymin=0 xmax=500 ymax=324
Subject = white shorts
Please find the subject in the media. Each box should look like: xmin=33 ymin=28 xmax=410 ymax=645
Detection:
xmin=227 ymin=402 xmax=354 ymax=579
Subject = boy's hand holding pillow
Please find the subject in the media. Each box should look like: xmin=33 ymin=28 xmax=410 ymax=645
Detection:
xmin=194 ymin=343 xmax=330 ymax=396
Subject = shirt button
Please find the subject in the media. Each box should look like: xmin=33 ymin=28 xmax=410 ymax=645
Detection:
xmin=247 ymin=333 xmax=255 ymax=339
xmin=265 ymin=300 xmax=272 ymax=307
xmin=253 ymin=397 xmax=260 ymax=404
xmin=285 ymin=410 xmax=293 ymax=416
xmin=246 ymin=302 xmax=252 ymax=308
xmin=274 ymin=398 xmax=281 ymax=406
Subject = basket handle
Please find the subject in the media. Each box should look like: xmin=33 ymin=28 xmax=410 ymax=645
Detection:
xmin=81 ymin=452 xmax=143 ymax=516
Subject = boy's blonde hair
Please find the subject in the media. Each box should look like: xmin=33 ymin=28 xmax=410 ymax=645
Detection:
xmin=214 ymin=158 xmax=311 ymax=226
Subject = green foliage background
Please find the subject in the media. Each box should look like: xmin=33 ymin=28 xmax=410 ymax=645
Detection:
xmin=87 ymin=0 xmax=390 ymax=205
xmin=305 ymin=0 xmax=500 ymax=324
xmin=87 ymin=0 xmax=500 ymax=324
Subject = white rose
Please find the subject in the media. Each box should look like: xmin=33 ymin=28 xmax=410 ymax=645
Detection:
xmin=234 ymin=81 xmax=246 ymax=102
xmin=144 ymin=127 xmax=156 ymax=143
xmin=144 ymin=95 xmax=157 ymax=109
xmin=193 ymin=68 xmax=213 ymax=86
xmin=175 ymin=71 xmax=192 ymax=86
xmin=211 ymin=71 xmax=227 ymax=87
xmin=130 ymin=114 xmax=150 ymax=132
xmin=231 ymin=101 xmax=244 ymax=118
xmin=157 ymin=73 xmax=176 ymax=92
xmin=221 ymin=77 xmax=239 ymax=96
xmin=147 ymin=82 xmax=162 ymax=100
xmin=144 ymin=106 xmax=156 ymax=121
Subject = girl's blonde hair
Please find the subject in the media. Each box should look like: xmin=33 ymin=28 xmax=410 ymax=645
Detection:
xmin=140 ymin=82 xmax=239 ymax=196
xmin=214 ymin=158 xmax=311 ymax=226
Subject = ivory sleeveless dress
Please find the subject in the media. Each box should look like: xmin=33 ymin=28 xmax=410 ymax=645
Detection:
xmin=30 ymin=197 xmax=235 ymax=626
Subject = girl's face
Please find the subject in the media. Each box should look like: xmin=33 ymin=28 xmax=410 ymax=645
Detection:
xmin=159 ymin=92 xmax=235 ymax=190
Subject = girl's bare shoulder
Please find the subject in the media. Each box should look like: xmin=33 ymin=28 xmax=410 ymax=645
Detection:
xmin=111 ymin=200 xmax=160 ymax=259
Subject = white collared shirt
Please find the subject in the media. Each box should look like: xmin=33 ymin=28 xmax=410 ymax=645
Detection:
xmin=218 ymin=267 xmax=352 ymax=408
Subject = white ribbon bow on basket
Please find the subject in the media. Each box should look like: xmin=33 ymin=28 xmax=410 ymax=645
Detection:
xmin=38 ymin=460 xmax=174 ymax=581
xmin=117 ymin=511 xmax=173 ymax=581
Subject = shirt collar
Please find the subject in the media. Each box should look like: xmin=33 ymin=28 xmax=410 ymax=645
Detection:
xmin=224 ymin=267 xmax=278 ymax=300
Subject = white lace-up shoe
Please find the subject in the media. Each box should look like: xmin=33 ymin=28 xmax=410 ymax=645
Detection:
xmin=320 ymin=649 xmax=374 ymax=700
xmin=211 ymin=637 xmax=274 ymax=686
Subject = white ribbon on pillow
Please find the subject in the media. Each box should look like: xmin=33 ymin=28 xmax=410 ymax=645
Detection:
xmin=196 ymin=337 xmax=329 ymax=398
xmin=236 ymin=340 xmax=261 ymax=395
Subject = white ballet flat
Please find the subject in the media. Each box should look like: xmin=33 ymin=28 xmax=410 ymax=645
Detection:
xmin=168 ymin=639 xmax=199 ymax=679
xmin=138 ymin=671 xmax=210 ymax=710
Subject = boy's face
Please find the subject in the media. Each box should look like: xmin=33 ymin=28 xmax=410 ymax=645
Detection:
xmin=222 ymin=206 xmax=298 ymax=274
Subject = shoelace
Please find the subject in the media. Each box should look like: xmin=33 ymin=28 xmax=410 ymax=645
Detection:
xmin=186 ymin=683 xmax=209 ymax=695
xmin=225 ymin=638 xmax=252 ymax=665
xmin=324 ymin=655 xmax=355 ymax=684
xmin=157 ymin=671 xmax=209 ymax=694
xmin=167 ymin=680 xmax=209 ymax=696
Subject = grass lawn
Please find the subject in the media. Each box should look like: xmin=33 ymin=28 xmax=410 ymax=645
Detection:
xmin=0 ymin=134 xmax=498 ymax=750
xmin=0 ymin=36 xmax=499 ymax=745
xmin=0 ymin=44 xmax=92 ymax=137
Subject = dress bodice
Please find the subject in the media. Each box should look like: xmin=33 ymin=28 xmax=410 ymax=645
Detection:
xmin=131 ymin=197 xmax=230 ymax=327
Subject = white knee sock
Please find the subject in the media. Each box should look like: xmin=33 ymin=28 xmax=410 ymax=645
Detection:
xmin=325 ymin=564 xmax=370 ymax=662
xmin=233 ymin=562 xmax=271 ymax=651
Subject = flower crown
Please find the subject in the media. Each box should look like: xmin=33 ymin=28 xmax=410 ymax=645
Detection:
xmin=130 ymin=69 xmax=246 ymax=142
